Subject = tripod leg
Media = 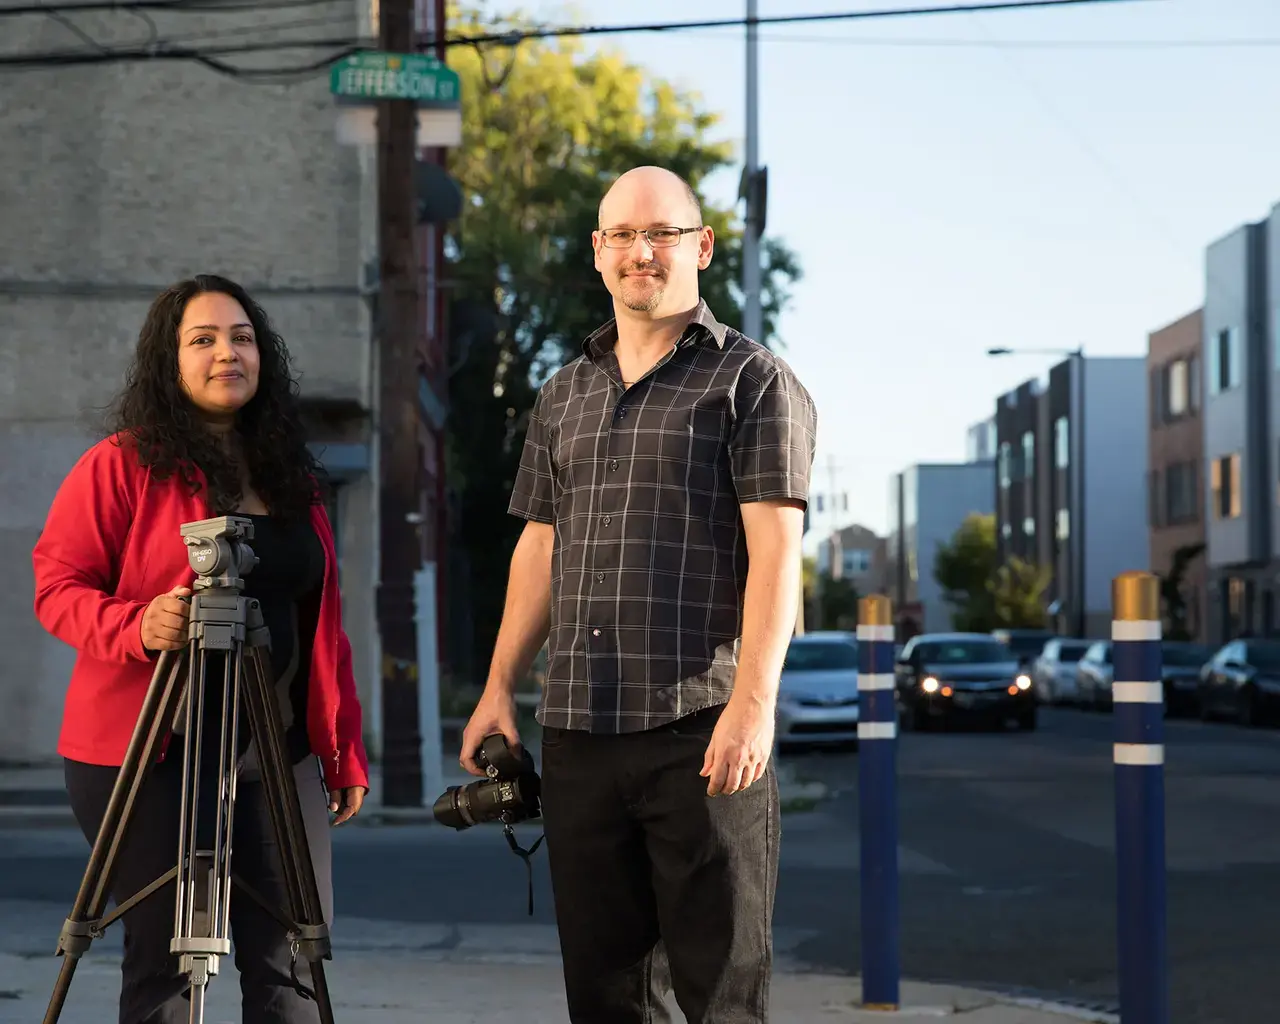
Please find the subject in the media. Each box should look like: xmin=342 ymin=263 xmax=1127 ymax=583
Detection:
xmin=43 ymin=648 xmax=187 ymax=1024
xmin=171 ymin=640 xmax=240 ymax=1024
xmin=241 ymin=642 xmax=336 ymax=1024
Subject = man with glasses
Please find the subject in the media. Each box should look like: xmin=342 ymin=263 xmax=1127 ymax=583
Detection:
xmin=460 ymin=164 xmax=817 ymax=1023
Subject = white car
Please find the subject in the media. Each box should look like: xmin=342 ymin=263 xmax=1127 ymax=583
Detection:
xmin=1032 ymin=638 xmax=1093 ymax=704
xmin=776 ymin=631 xmax=860 ymax=750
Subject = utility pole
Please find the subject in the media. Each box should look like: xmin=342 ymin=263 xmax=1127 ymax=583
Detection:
xmin=376 ymin=0 xmax=424 ymax=806
xmin=741 ymin=0 xmax=763 ymax=343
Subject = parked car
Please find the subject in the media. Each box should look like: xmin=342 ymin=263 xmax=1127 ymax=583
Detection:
xmin=896 ymin=632 xmax=1036 ymax=731
xmin=776 ymin=631 xmax=860 ymax=750
xmin=1076 ymin=640 xmax=1113 ymax=709
xmin=1160 ymin=641 xmax=1214 ymax=716
xmin=1197 ymin=639 xmax=1280 ymax=726
xmin=991 ymin=628 xmax=1055 ymax=670
xmin=1031 ymin=638 xmax=1094 ymax=704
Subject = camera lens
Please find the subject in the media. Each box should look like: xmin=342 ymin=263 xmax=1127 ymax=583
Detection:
xmin=431 ymin=785 xmax=477 ymax=830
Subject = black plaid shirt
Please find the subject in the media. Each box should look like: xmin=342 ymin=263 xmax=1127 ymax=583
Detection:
xmin=508 ymin=299 xmax=818 ymax=733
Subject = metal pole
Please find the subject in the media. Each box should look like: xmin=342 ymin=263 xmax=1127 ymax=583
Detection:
xmin=1076 ymin=349 xmax=1087 ymax=638
xmin=1111 ymin=571 xmax=1168 ymax=1024
xmin=376 ymin=0 xmax=424 ymax=806
xmin=856 ymin=594 xmax=899 ymax=1010
xmin=742 ymin=0 xmax=762 ymax=342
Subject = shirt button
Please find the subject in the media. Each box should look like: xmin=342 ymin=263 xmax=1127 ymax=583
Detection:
xmin=609 ymin=459 xmax=619 ymax=471
xmin=602 ymin=515 xmax=611 ymax=526
xmin=595 ymin=572 xmax=605 ymax=583
xmin=592 ymin=629 xmax=601 ymax=637
xmin=617 ymin=407 xmax=627 ymax=419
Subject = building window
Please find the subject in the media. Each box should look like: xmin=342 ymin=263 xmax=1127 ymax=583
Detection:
xmin=1054 ymin=416 xmax=1069 ymax=469
xmin=999 ymin=442 xmax=1011 ymax=489
xmin=1209 ymin=327 xmax=1241 ymax=394
xmin=1166 ymin=461 xmax=1198 ymax=524
xmin=1056 ymin=508 xmax=1070 ymax=541
xmin=843 ymin=549 xmax=872 ymax=575
xmin=1166 ymin=359 xmax=1189 ymax=418
xmin=1023 ymin=516 xmax=1036 ymax=537
xmin=1021 ymin=430 xmax=1034 ymax=481
xmin=1211 ymin=454 xmax=1241 ymax=519
xmin=1001 ymin=521 xmax=1012 ymax=540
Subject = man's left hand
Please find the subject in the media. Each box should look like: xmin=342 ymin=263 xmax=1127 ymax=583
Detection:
xmin=329 ymin=786 xmax=367 ymax=826
xmin=700 ymin=697 xmax=775 ymax=797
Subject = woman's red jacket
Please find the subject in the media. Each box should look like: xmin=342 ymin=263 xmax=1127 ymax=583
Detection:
xmin=31 ymin=434 xmax=371 ymax=792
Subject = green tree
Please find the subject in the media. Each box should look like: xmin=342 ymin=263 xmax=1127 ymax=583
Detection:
xmin=1159 ymin=542 xmax=1205 ymax=641
xmin=444 ymin=7 xmax=803 ymax=675
xmin=817 ymin=573 xmax=860 ymax=631
xmin=933 ymin=513 xmax=999 ymax=631
xmin=991 ymin=558 xmax=1051 ymax=628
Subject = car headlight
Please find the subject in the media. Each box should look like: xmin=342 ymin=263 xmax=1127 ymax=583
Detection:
xmin=1015 ymin=674 xmax=1031 ymax=691
xmin=922 ymin=676 xmax=939 ymax=694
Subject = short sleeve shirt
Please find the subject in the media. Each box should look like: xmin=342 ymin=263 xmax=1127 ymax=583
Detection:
xmin=508 ymin=299 xmax=818 ymax=733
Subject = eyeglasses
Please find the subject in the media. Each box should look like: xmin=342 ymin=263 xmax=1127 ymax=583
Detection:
xmin=599 ymin=226 xmax=701 ymax=249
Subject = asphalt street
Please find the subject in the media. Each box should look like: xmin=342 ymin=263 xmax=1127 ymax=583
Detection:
xmin=1 ymin=708 xmax=1275 ymax=1023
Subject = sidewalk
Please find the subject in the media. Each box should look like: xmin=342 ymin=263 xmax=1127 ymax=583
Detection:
xmin=0 ymin=947 xmax=1115 ymax=1023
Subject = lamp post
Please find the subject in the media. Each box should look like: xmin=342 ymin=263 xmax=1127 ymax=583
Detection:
xmin=988 ymin=345 xmax=1087 ymax=639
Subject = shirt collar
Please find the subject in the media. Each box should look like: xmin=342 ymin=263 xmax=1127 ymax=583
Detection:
xmin=581 ymin=298 xmax=730 ymax=360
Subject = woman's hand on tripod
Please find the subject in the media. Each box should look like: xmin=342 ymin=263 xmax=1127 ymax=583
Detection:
xmin=140 ymin=585 xmax=193 ymax=652
xmin=329 ymin=786 xmax=366 ymax=826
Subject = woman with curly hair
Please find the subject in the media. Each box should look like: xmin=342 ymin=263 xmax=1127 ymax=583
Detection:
xmin=32 ymin=274 xmax=369 ymax=1023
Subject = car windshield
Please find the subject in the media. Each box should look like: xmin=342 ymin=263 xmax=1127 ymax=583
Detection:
xmin=1246 ymin=642 xmax=1280 ymax=671
xmin=1162 ymin=644 xmax=1211 ymax=667
xmin=1057 ymin=641 xmax=1091 ymax=662
xmin=783 ymin=640 xmax=857 ymax=671
xmin=916 ymin=640 xmax=1011 ymax=665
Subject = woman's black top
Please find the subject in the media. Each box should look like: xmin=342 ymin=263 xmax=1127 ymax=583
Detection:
xmin=182 ymin=512 xmax=325 ymax=769
xmin=241 ymin=513 xmax=326 ymax=766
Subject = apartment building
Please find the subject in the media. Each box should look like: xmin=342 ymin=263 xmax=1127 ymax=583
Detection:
xmin=1148 ymin=309 xmax=1207 ymax=641
xmin=816 ymin=524 xmax=882 ymax=589
xmin=1201 ymin=207 xmax=1278 ymax=641
xmin=0 ymin=9 xmax=455 ymax=762
xmin=994 ymin=355 xmax=1148 ymax=638
xmin=966 ymin=417 xmax=997 ymax=462
xmin=885 ymin=462 xmax=995 ymax=637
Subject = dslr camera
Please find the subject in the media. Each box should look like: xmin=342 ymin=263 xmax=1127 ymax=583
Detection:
xmin=432 ymin=733 xmax=541 ymax=830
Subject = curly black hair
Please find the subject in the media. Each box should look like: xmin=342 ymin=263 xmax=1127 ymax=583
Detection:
xmin=106 ymin=274 xmax=327 ymax=521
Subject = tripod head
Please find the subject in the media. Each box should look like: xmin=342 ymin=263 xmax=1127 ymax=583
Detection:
xmin=181 ymin=516 xmax=259 ymax=592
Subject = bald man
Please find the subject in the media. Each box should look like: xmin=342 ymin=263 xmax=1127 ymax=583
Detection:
xmin=461 ymin=165 xmax=818 ymax=1023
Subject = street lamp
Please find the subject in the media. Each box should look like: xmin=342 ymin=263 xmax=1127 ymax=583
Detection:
xmin=988 ymin=345 xmax=1087 ymax=639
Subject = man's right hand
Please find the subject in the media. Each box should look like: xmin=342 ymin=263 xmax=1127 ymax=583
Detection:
xmin=459 ymin=688 xmax=522 ymax=777
xmin=140 ymin=585 xmax=193 ymax=652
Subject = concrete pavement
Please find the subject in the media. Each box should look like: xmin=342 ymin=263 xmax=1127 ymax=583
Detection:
xmin=0 ymin=929 xmax=1113 ymax=1023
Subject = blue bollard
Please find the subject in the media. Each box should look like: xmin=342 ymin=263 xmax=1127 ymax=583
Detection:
xmin=1111 ymin=571 xmax=1169 ymax=1024
xmin=856 ymin=594 xmax=899 ymax=1010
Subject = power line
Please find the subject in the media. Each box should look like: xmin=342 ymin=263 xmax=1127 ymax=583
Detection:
xmin=0 ymin=0 xmax=1162 ymax=76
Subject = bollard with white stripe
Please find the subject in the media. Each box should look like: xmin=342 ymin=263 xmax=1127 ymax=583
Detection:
xmin=856 ymin=594 xmax=899 ymax=1010
xmin=1111 ymin=571 xmax=1169 ymax=1024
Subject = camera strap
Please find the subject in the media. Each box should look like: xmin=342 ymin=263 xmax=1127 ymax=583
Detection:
xmin=502 ymin=824 xmax=545 ymax=916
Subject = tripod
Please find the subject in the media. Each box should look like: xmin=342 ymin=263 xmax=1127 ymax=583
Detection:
xmin=43 ymin=515 xmax=335 ymax=1024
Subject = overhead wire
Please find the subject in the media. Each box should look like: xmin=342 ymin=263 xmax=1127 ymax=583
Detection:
xmin=0 ymin=0 xmax=1165 ymax=77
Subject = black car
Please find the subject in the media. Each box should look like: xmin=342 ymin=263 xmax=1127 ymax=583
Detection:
xmin=1160 ymin=641 xmax=1213 ymax=716
xmin=1197 ymin=639 xmax=1280 ymax=726
xmin=896 ymin=632 xmax=1037 ymax=731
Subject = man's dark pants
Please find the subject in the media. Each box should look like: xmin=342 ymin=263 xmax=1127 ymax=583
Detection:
xmin=539 ymin=702 xmax=780 ymax=1024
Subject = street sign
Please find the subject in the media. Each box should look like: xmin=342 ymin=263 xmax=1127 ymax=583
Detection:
xmin=329 ymin=51 xmax=460 ymax=106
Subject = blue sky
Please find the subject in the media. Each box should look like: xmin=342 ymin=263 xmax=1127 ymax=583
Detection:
xmin=492 ymin=0 xmax=1280 ymax=538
